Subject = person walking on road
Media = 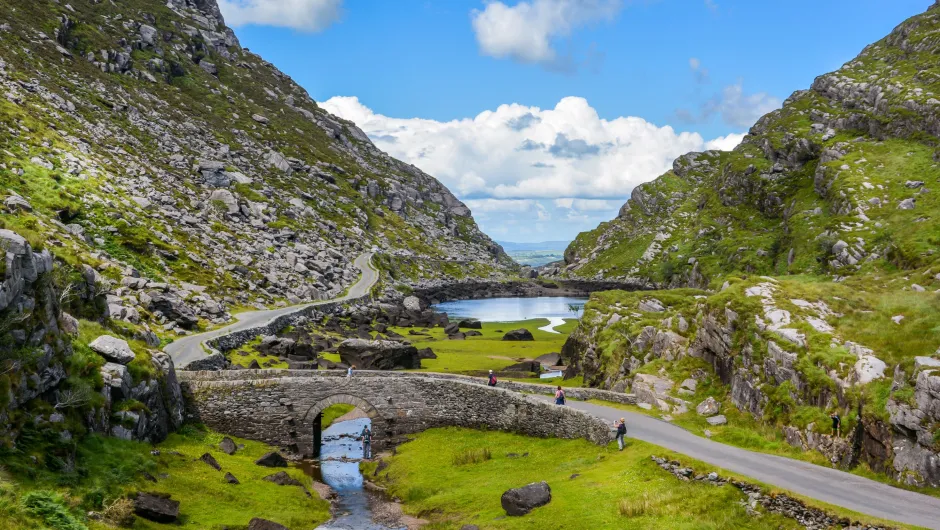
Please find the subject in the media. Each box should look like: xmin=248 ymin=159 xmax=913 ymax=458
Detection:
xmin=554 ymin=386 xmax=566 ymax=405
xmin=487 ymin=370 xmax=497 ymax=387
xmin=347 ymin=364 xmax=355 ymax=378
xmin=360 ymin=424 xmax=372 ymax=459
xmin=615 ymin=418 xmax=627 ymax=451
xmin=830 ymin=412 xmax=841 ymax=437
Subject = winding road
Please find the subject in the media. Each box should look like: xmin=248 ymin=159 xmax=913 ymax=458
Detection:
xmin=535 ymin=396 xmax=940 ymax=529
xmin=164 ymin=252 xmax=377 ymax=367
xmin=163 ymin=256 xmax=940 ymax=528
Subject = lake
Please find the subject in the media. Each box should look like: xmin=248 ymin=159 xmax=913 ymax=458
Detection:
xmin=432 ymin=296 xmax=587 ymax=333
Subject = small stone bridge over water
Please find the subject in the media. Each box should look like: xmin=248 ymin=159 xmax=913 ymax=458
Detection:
xmin=178 ymin=370 xmax=620 ymax=457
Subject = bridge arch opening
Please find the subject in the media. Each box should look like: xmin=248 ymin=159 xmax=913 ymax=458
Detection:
xmin=303 ymin=394 xmax=380 ymax=458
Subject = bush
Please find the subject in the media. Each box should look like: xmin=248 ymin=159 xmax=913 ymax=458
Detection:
xmin=101 ymin=497 xmax=135 ymax=528
xmin=20 ymin=490 xmax=87 ymax=530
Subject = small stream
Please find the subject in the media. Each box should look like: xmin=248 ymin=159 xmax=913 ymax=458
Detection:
xmin=298 ymin=418 xmax=403 ymax=530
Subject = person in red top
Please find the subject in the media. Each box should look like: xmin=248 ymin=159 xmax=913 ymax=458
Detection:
xmin=487 ymin=370 xmax=497 ymax=386
xmin=554 ymin=386 xmax=566 ymax=405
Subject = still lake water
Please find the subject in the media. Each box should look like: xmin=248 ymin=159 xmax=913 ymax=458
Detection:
xmin=431 ymin=296 xmax=587 ymax=323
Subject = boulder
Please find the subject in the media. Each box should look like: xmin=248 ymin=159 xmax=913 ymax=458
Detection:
xmin=696 ymin=397 xmax=720 ymax=416
xmin=638 ymin=298 xmax=666 ymax=312
xmin=417 ymin=347 xmax=437 ymax=359
xmin=224 ymin=472 xmax=240 ymax=484
xmin=148 ymin=291 xmax=199 ymax=329
xmin=403 ymin=295 xmax=422 ymax=311
xmin=89 ymin=335 xmax=136 ymax=364
xmin=200 ymin=452 xmax=221 ymax=471
xmin=181 ymin=352 xmax=229 ymax=371
xmin=444 ymin=322 xmax=460 ymax=335
xmin=133 ymin=492 xmax=179 ymax=523
xmin=500 ymin=481 xmax=552 ymax=516
xmin=632 ymin=373 xmax=674 ymax=411
xmin=338 ymin=339 xmax=420 ymax=370
xmin=458 ymin=319 xmax=483 ymax=329
xmin=255 ymin=452 xmax=288 ymax=467
xmin=502 ymin=329 xmax=534 ymax=341
xmin=706 ymin=415 xmax=728 ymax=426
xmin=248 ymin=519 xmax=288 ymax=530
xmin=219 ymin=436 xmax=237 ymax=455
xmin=263 ymin=471 xmax=303 ymax=487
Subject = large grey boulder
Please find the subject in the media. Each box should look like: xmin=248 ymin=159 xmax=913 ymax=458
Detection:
xmin=338 ymin=339 xmax=420 ymax=370
xmin=502 ymin=329 xmax=534 ymax=341
xmin=133 ymin=492 xmax=179 ymax=523
xmin=147 ymin=291 xmax=199 ymax=329
xmin=255 ymin=452 xmax=288 ymax=468
xmin=89 ymin=335 xmax=136 ymax=364
xmin=500 ymin=481 xmax=552 ymax=516
xmin=696 ymin=397 xmax=720 ymax=416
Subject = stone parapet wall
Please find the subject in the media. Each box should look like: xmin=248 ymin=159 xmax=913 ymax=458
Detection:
xmin=179 ymin=370 xmax=614 ymax=456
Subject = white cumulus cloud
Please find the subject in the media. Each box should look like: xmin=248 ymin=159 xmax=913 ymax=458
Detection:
xmin=471 ymin=0 xmax=621 ymax=68
xmin=320 ymin=95 xmax=744 ymax=240
xmin=218 ymin=0 xmax=343 ymax=32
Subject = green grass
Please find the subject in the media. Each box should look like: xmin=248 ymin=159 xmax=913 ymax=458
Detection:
xmin=389 ymin=319 xmax=576 ymax=374
xmin=320 ymin=403 xmax=356 ymax=429
xmin=0 ymin=426 xmax=329 ymax=530
xmin=364 ymin=427 xmax=904 ymax=529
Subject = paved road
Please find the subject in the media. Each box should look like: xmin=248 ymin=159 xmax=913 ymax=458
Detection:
xmin=164 ymin=253 xmax=377 ymax=367
xmin=535 ymin=396 xmax=940 ymax=529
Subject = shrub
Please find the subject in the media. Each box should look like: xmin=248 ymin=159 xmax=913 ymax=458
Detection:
xmin=20 ymin=490 xmax=87 ymax=530
xmin=101 ymin=497 xmax=135 ymax=528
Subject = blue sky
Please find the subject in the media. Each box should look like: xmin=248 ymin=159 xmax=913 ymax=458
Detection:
xmin=219 ymin=0 xmax=931 ymax=242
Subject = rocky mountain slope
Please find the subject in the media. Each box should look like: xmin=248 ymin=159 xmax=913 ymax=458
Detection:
xmin=558 ymin=2 xmax=940 ymax=488
xmin=0 ymin=0 xmax=513 ymax=333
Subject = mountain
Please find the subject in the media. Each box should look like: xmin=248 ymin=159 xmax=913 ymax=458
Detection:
xmin=0 ymin=0 xmax=513 ymax=331
xmin=496 ymin=240 xmax=569 ymax=267
xmin=496 ymin=240 xmax=570 ymax=252
xmin=555 ymin=2 xmax=940 ymax=487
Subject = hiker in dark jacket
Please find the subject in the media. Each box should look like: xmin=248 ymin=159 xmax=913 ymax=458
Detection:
xmin=488 ymin=370 xmax=497 ymax=387
xmin=616 ymin=418 xmax=627 ymax=451
xmin=360 ymin=424 xmax=372 ymax=459
xmin=830 ymin=412 xmax=841 ymax=437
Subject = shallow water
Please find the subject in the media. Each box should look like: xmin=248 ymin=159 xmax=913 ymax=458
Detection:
xmin=301 ymin=418 xmax=403 ymax=530
xmin=432 ymin=296 xmax=587 ymax=323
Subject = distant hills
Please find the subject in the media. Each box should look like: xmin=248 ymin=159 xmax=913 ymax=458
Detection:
xmin=496 ymin=240 xmax=570 ymax=267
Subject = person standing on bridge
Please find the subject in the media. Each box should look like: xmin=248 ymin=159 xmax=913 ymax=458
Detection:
xmin=360 ymin=424 xmax=372 ymax=459
xmin=615 ymin=418 xmax=627 ymax=451
xmin=554 ymin=386 xmax=566 ymax=405
xmin=488 ymin=370 xmax=497 ymax=387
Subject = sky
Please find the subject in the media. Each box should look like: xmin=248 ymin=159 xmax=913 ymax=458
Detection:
xmin=218 ymin=0 xmax=931 ymax=243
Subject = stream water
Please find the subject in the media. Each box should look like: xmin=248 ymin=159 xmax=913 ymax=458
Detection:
xmin=432 ymin=296 xmax=587 ymax=333
xmin=299 ymin=417 xmax=403 ymax=530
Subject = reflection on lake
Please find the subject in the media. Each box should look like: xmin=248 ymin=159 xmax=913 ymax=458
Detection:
xmin=431 ymin=296 xmax=587 ymax=322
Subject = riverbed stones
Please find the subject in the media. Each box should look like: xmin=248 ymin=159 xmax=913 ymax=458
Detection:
xmin=89 ymin=335 xmax=136 ymax=364
xmin=500 ymin=481 xmax=552 ymax=516
xmin=502 ymin=329 xmax=534 ymax=341
xmin=133 ymin=492 xmax=179 ymax=523
xmin=338 ymin=339 xmax=421 ymax=370
xmin=255 ymin=451 xmax=288 ymax=467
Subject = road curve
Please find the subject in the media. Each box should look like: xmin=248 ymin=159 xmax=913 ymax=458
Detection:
xmin=164 ymin=252 xmax=377 ymax=368
xmin=539 ymin=397 xmax=940 ymax=529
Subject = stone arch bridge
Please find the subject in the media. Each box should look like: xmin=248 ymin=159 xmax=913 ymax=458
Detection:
xmin=178 ymin=370 xmax=613 ymax=457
